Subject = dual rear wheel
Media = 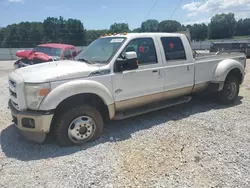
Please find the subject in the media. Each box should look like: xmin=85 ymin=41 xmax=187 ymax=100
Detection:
xmin=218 ymin=75 xmax=240 ymax=105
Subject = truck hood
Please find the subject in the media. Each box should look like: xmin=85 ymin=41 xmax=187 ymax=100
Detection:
xmin=14 ymin=60 xmax=101 ymax=83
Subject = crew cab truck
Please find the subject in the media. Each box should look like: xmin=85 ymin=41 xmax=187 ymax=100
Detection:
xmin=8 ymin=33 xmax=246 ymax=146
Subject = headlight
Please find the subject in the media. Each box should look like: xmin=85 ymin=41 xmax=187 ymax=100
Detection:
xmin=25 ymin=83 xmax=51 ymax=110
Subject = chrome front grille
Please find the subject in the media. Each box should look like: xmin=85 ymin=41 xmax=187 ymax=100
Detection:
xmin=9 ymin=79 xmax=19 ymax=110
xmin=11 ymin=100 xmax=19 ymax=109
xmin=9 ymin=79 xmax=16 ymax=88
xmin=9 ymin=88 xmax=17 ymax=98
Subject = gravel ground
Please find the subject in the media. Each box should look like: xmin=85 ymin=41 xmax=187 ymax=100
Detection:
xmin=0 ymin=60 xmax=250 ymax=188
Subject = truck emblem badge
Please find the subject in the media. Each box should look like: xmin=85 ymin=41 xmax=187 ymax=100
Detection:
xmin=115 ymin=89 xmax=123 ymax=94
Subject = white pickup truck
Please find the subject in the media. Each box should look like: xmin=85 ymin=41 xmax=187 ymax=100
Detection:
xmin=8 ymin=33 xmax=246 ymax=146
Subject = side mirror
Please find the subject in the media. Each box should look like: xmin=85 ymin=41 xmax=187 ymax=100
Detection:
xmin=124 ymin=51 xmax=137 ymax=60
xmin=115 ymin=52 xmax=139 ymax=72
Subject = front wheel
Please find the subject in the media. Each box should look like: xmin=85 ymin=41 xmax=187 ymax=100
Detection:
xmin=218 ymin=75 xmax=240 ymax=105
xmin=54 ymin=105 xmax=104 ymax=146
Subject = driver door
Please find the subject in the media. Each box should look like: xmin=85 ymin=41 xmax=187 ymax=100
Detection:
xmin=112 ymin=37 xmax=164 ymax=111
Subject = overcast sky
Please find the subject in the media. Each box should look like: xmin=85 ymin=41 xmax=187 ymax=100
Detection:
xmin=1 ymin=0 xmax=250 ymax=29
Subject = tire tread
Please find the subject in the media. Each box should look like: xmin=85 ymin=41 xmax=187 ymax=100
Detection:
xmin=54 ymin=105 xmax=104 ymax=146
xmin=218 ymin=75 xmax=239 ymax=105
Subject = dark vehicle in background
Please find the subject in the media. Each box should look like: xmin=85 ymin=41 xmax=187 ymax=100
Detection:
xmin=14 ymin=43 xmax=78 ymax=69
xmin=210 ymin=41 xmax=250 ymax=57
xmin=245 ymin=43 xmax=250 ymax=57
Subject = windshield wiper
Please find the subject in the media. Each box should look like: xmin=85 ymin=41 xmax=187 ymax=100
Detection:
xmin=94 ymin=60 xmax=106 ymax=64
xmin=76 ymin=58 xmax=91 ymax=64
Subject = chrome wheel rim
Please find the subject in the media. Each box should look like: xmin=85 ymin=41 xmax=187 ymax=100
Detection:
xmin=227 ymin=82 xmax=237 ymax=100
xmin=68 ymin=116 xmax=96 ymax=143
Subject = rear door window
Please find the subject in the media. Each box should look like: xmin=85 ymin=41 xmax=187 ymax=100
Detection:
xmin=64 ymin=49 xmax=71 ymax=59
xmin=160 ymin=37 xmax=186 ymax=61
xmin=70 ymin=48 xmax=77 ymax=56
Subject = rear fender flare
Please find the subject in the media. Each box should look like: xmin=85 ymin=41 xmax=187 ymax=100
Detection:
xmin=213 ymin=59 xmax=244 ymax=82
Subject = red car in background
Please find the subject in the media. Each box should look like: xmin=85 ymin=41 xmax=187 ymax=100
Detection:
xmin=14 ymin=43 xmax=79 ymax=69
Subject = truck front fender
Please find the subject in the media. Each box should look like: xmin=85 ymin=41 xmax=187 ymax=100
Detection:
xmin=213 ymin=59 xmax=244 ymax=83
xmin=39 ymin=80 xmax=114 ymax=111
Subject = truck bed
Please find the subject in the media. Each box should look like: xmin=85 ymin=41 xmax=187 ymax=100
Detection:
xmin=193 ymin=51 xmax=245 ymax=86
xmin=195 ymin=51 xmax=245 ymax=62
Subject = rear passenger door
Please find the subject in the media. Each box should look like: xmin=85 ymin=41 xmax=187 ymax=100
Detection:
xmin=157 ymin=36 xmax=195 ymax=98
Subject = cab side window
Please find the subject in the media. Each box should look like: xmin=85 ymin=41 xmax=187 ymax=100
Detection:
xmin=70 ymin=48 xmax=77 ymax=57
xmin=161 ymin=37 xmax=186 ymax=61
xmin=122 ymin=38 xmax=158 ymax=65
xmin=64 ymin=49 xmax=71 ymax=59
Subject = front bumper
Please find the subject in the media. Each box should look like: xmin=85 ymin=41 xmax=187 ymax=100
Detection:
xmin=8 ymin=100 xmax=54 ymax=143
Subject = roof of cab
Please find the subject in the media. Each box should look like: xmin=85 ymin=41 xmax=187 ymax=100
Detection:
xmin=101 ymin=32 xmax=186 ymax=38
xmin=38 ymin=43 xmax=75 ymax=49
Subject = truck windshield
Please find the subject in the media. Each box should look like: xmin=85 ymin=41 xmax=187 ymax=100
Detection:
xmin=75 ymin=37 xmax=126 ymax=64
xmin=34 ymin=46 xmax=62 ymax=57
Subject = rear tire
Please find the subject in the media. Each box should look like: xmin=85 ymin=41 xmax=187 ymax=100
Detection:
xmin=218 ymin=75 xmax=239 ymax=105
xmin=54 ymin=105 xmax=104 ymax=146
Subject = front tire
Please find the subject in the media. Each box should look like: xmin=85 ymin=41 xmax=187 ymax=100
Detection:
xmin=54 ymin=105 xmax=104 ymax=146
xmin=218 ymin=75 xmax=240 ymax=105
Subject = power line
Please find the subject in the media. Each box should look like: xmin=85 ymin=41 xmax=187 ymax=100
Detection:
xmin=201 ymin=2 xmax=221 ymax=23
xmin=6 ymin=0 xmax=18 ymax=8
xmin=186 ymin=0 xmax=206 ymax=22
xmin=0 ymin=0 xmax=17 ymax=24
xmin=168 ymin=0 xmax=183 ymax=20
xmin=0 ymin=0 xmax=17 ymax=35
xmin=144 ymin=0 xmax=160 ymax=21
xmin=1 ymin=0 xmax=18 ymax=13
xmin=209 ymin=6 xmax=220 ymax=18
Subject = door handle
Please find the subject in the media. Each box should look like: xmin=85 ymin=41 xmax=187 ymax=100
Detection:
xmin=152 ymin=70 xmax=158 ymax=73
xmin=187 ymin=65 xmax=190 ymax=71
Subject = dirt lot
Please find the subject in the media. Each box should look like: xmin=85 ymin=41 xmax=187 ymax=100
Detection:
xmin=0 ymin=60 xmax=250 ymax=188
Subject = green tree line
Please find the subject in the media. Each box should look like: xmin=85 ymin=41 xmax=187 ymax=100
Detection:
xmin=0 ymin=12 xmax=250 ymax=48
